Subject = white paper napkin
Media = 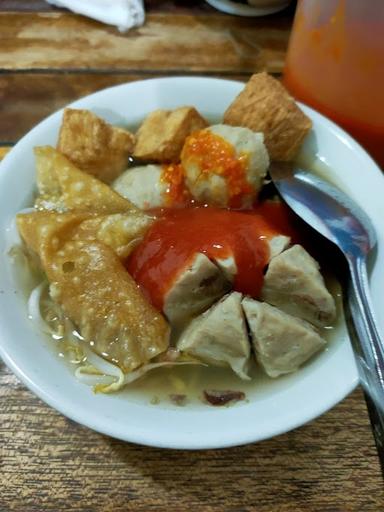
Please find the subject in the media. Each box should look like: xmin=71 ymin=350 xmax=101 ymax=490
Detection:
xmin=46 ymin=0 xmax=145 ymax=32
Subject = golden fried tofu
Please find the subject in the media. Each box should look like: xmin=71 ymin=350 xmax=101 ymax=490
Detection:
xmin=133 ymin=106 xmax=208 ymax=162
xmin=223 ymin=73 xmax=312 ymax=161
xmin=73 ymin=211 xmax=154 ymax=259
xmin=47 ymin=240 xmax=169 ymax=372
xmin=34 ymin=146 xmax=136 ymax=214
xmin=57 ymin=108 xmax=135 ymax=183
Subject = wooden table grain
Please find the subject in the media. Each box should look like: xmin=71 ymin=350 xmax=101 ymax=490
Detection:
xmin=0 ymin=2 xmax=383 ymax=510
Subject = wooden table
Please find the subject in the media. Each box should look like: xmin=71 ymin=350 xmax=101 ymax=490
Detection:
xmin=1 ymin=2 xmax=383 ymax=510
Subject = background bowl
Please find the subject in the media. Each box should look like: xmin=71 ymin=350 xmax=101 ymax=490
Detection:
xmin=205 ymin=0 xmax=291 ymax=16
xmin=0 ymin=77 xmax=383 ymax=449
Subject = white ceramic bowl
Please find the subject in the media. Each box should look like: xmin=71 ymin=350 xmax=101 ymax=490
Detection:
xmin=0 ymin=77 xmax=383 ymax=449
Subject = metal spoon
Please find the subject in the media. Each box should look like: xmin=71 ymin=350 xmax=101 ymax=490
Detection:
xmin=269 ymin=162 xmax=384 ymax=464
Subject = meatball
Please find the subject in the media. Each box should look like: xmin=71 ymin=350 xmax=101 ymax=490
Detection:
xmin=112 ymin=164 xmax=167 ymax=210
xmin=181 ymin=124 xmax=269 ymax=208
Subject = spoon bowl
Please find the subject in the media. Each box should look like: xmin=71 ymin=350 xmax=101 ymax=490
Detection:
xmin=269 ymin=162 xmax=376 ymax=256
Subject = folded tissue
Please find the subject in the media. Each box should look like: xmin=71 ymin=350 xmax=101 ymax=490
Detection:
xmin=46 ymin=0 xmax=145 ymax=32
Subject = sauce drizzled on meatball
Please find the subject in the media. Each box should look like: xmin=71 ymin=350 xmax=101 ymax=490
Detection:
xmin=127 ymin=204 xmax=295 ymax=310
xmin=181 ymin=130 xmax=254 ymax=208
xmin=160 ymin=163 xmax=190 ymax=206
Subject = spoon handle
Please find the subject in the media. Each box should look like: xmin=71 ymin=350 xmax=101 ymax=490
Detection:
xmin=347 ymin=255 xmax=384 ymax=454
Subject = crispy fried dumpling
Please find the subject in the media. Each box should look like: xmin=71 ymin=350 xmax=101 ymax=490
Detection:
xmin=17 ymin=210 xmax=93 ymax=264
xmin=73 ymin=211 xmax=154 ymax=259
xmin=17 ymin=209 xmax=154 ymax=262
xmin=35 ymin=146 xmax=65 ymax=210
xmin=47 ymin=240 xmax=169 ymax=372
xmin=34 ymin=146 xmax=136 ymax=214
xmin=17 ymin=211 xmax=168 ymax=371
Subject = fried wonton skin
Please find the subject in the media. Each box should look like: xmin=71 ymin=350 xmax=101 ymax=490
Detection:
xmin=73 ymin=211 xmax=154 ymax=259
xmin=57 ymin=108 xmax=135 ymax=183
xmin=17 ymin=211 xmax=94 ymax=264
xmin=35 ymin=146 xmax=62 ymax=196
xmin=34 ymin=146 xmax=136 ymax=214
xmin=35 ymin=146 xmax=66 ymax=211
xmin=17 ymin=209 xmax=153 ymax=262
xmin=223 ymin=72 xmax=312 ymax=161
xmin=48 ymin=240 xmax=169 ymax=372
xmin=133 ymin=106 xmax=208 ymax=162
xmin=17 ymin=211 xmax=169 ymax=371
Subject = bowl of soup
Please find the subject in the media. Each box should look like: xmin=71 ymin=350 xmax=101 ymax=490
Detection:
xmin=0 ymin=76 xmax=383 ymax=449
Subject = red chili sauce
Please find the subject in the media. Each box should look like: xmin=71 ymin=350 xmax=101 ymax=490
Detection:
xmin=160 ymin=163 xmax=191 ymax=206
xmin=127 ymin=202 xmax=297 ymax=311
xmin=181 ymin=129 xmax=254 ymax=208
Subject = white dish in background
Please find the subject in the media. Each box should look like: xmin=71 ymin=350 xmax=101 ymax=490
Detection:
xmin=205 ymin=0 xmax=290 ymax=16
xmin=0 ymin=77 xmax=383 ymax=449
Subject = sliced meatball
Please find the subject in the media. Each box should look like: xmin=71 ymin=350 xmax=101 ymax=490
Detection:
xmin=163 ymin=252 xmax=231 ymax=326
xmin=177 ymin=292 xmax=251 ymax=380
xmin=242 ymin=298 xmax=326 ymax=378
xmin=214 ymin=255 xmax=237 ymax=281
xmin=268 ymin=235 xmax=291 ymax=259
xmin=261 ymin=244 xmax=336 ymax=327
xmin=214 ymin=235 xmax=290 ymax=282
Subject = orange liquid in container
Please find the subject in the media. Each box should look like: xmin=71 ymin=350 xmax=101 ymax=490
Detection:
xmin=284 ymin=0 xmax=384 ymax=168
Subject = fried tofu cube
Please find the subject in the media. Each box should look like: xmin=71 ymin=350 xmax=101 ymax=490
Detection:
xmin=133 ymin=106 xmax=208 ymax=162
xmin=57 ymin=108 xmax=135 ymax=183
xmin=223 ymin=73 xmax=312 ymax=161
